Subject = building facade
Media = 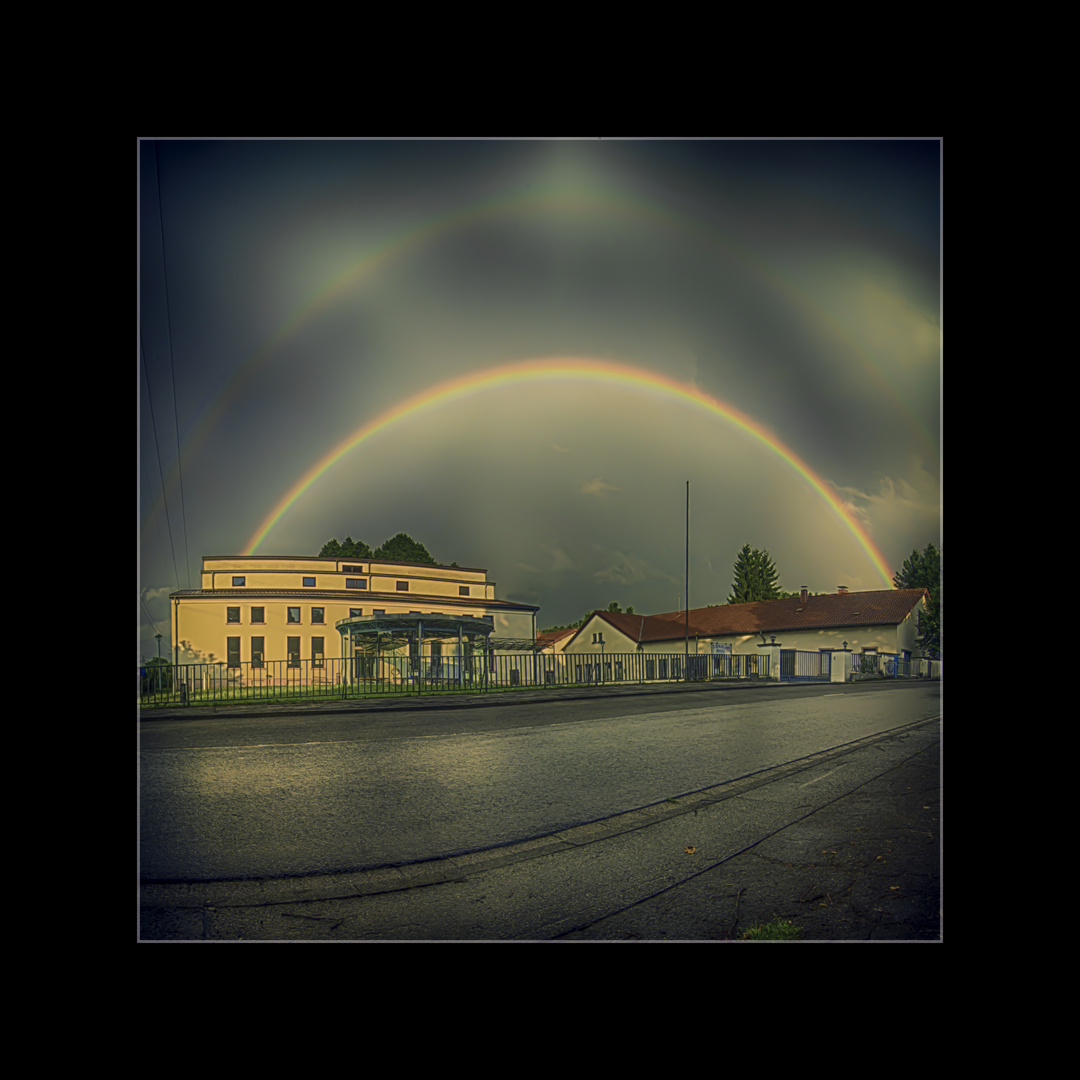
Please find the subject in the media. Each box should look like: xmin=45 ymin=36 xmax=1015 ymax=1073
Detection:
xmin=563 ymin=588 xmax=931 ymax=662
xmin=170 ymin=555 xmax=539 ymax=667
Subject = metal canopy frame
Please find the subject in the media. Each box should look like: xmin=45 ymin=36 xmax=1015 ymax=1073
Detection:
xmin=336 ymin=612 xmax=494 ymax=641
xmin=335 ymin=613 xmax=540 ymax=690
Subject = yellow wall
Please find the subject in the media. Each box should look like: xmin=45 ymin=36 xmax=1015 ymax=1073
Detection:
xmin=563 ymin=616 xmax=639 ymax=653
xmin=200 ymin=556 xmax=491 ymax=600
xmin=174 ymin=556 xmax=530 ymax=664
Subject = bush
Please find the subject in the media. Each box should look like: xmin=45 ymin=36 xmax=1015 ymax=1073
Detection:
xmin=141 ymin=658 xmax=172 ymax=695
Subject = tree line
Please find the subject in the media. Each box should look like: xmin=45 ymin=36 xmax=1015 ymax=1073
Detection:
xmin=319 ymin=532 xmax=442 ymax=565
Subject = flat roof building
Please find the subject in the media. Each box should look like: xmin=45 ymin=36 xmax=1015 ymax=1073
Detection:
xmin=169 ymin=555 xmax=539 ymax=667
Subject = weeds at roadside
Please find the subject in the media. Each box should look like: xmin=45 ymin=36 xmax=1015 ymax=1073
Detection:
xmin=741 ymin=918 xmax=802 ymax=941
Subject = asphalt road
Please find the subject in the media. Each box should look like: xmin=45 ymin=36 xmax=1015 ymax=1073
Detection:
xmin=140 ymin=682 xmax=940 ymax=883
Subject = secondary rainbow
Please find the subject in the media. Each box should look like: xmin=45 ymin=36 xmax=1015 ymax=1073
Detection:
xmin=142 ymin=180 xmax=937 ymax=548
xmin=244 ymin=358 xmax=894 ymax=587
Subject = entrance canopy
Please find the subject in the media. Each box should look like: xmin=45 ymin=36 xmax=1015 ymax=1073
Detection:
xmin=335 ymin=612 xmax=495 ymax=648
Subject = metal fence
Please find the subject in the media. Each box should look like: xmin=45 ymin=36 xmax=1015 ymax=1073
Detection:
xmin=137 ymin=649 xmax=767 ymax=707
xmin=849 ymin=653 xmax=939 ymax=678
xmin=138 ymin=648 xmax=939 ymax=707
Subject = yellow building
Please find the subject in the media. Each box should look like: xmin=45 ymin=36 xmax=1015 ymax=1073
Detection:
xmin=170 ymin=555 xmax=539 ymax=667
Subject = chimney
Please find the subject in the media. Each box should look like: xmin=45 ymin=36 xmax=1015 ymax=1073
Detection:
xmin=800 ymin=586 xmax=808 ymax=604
xmin=837 ymin=585 xmax=848 ymax=596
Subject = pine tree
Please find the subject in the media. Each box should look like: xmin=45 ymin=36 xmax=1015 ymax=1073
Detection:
xmin=728 ymin=544 xmax=782 ymax=603
xmin=893 ymin=542 xmax=941 ymax=658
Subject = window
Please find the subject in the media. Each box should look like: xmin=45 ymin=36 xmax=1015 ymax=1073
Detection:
xmin=349 ymin=608 xmax=363 ymax=618
xmin=303 ymin=577 xmax=316 ymax=587
xmin=288 ymin=607 xmax=301 ymax=623
xmin=459 ymin=586 xmax=470 ymax=596
xmin=311 ymin=607 xmax=325 ymax=624
xmin=373 ymin=609 xmax=385 ymax=616
xmin=252 ymin=637 xmax=264 ymax=669
xmin=312 ymin=637 xmax=324 ymax=668
xmin=251 ymin=607 xmax=264 ymax=623
xmin=396 ymin=580 xmax=409 ymax=591
xmin=287 ymin=637 xmax=300 ymax=668
xmin=343 ymin=565 xmax=365 ymax=573
xmin=346 ymin=579 xmax=367 ymax=590
xmin=227 ymin=637 xmax=241 ymax=668
xmin=227 ymin=607 xmax=240 ymax=623
xmin=232 ymin=576 xmax=246 ymax=586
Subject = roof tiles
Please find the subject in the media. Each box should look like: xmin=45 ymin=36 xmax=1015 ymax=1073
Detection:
xmin=587 ymin=589 xmax=927 ymax=644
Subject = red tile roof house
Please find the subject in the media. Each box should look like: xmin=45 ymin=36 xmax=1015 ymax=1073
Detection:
xmin=536 ymin=627 xmax=578 ymax=654
xmin=560 ymin=588 xmax=932 ymax=679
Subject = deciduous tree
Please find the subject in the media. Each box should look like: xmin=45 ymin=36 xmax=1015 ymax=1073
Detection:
xmin=893 ymin=542 xmax=941 ymax=657
xmin=318 ymin=535 xmax=372 ymax=558
xmin=373 ymin=532 xmax=437 ymax=564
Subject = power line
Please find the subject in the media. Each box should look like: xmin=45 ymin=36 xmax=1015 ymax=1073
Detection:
xmin=139 ymin=593 xmax=163 ymax=639
xmin=152 ymin=140 xmax=191 ymax=590
xmin=140 ymin=335 xmax=181 ymax=593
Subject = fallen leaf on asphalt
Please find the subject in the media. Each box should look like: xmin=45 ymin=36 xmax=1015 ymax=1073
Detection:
xmin=890 ymin=886 xmax=900 ymax=890
xmin=685 ymin=846 xmax=697 ymax=854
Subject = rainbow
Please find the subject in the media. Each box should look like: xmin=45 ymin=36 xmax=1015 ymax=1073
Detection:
xmin=243 ymin=357 xmax=895 ymax=586
xmin=142 ymin=179 xmax=937 ymax=546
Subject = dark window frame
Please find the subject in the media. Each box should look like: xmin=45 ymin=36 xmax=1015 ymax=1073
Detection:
xmin=312 ymin=637 xmax=325 ymax=668
xmin=227 ymin=637 xmax=241 ymax=668
xmin=303 ymin=577 xmax=316 ymax=588
xmin=227 ymin=607 xmax=241 ymax=623
xmin=287 ymin=607 xmax=301 ymax=624
xmin=232 ymin=576 xmax=246 ymax=587
xmin=396 ymin=580 xmax=409 ymax=591
xmin=287 ymin=637 xmax=301 ymax=668
xmin=251 ymin=607 xmax=265 ymax=624
xmin=346 ymin=578 xmax=367 ymax=590
xmin=311 ymin=607 xmax=325 ymax=624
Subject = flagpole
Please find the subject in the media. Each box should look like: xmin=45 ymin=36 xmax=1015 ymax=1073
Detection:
xmin=685 ymin=479 xmax=689 ymax=681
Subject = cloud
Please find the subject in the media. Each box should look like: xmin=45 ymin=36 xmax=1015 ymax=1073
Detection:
xmin=592 ymin=548 xmax=680 ymax=588
xmin=543 ymin=546 xmax=575 ymax=572
xmin=860 ymin=281 xmax=939 ymax=367
xmin=832 ymin=456 xmax=941 ymax=551
xmin=580 ymin=476 xmax=620 ymax=496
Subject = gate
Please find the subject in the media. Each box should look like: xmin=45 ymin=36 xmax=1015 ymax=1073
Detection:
xmin=780 ymin=649 xmax=831 ymax=682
